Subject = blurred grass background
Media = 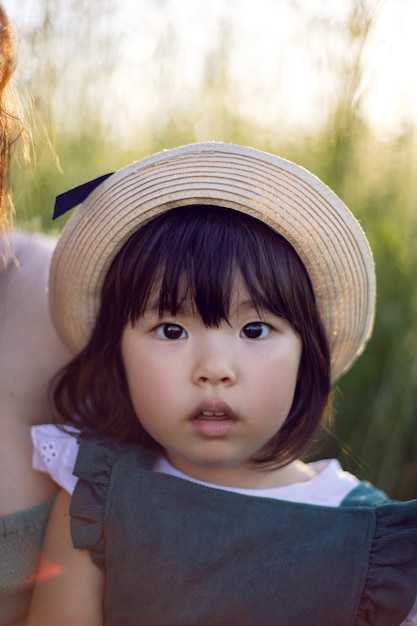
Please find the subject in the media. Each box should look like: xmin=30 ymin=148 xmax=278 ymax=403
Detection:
xmin=6 ymin=0 xmax=417 ymax=499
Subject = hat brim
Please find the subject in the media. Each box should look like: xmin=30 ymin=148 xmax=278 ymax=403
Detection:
xmin=50 ymin=142 xmax=375 ymax=382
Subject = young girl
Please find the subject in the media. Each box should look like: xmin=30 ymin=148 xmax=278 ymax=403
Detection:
xmin=28 ymin=143 xmax=417 ymax=625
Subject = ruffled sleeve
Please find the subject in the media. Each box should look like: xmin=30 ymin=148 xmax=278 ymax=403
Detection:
xmin=69 ymin=437 xmax=119 ymax=571
xmin=355 ymin=498 xmax=417 ymax=626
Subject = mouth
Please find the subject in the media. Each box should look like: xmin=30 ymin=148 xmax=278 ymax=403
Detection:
xmin=200 ymin=410 xmax=228 ymax=419
xmin=189 ymin=402 xmax=238 ymax=437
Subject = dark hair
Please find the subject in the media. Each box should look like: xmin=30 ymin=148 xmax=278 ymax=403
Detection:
xmin=53 ymin=205 xmax=331 ymax=467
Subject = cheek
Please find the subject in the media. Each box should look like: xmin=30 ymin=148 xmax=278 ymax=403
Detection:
xmin=254 ymin=344 xmax=301 ymax=413
xmin=260 ymin=374 xmax=297 ymax=415
xmin=122 ymin=349 xmax=178 ymax=417
xmin=263 ymin=337 xmax=301 ymax=380
xmin=124 ymin=356 xmax=156 ymax=401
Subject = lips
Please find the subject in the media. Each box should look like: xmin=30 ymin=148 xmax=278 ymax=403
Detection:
xmin=189 ymin=401 xmax=238 ymax=437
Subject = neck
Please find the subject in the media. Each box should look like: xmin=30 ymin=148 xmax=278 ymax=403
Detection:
xmin=163 ymin=455 xmax=316 ymax=490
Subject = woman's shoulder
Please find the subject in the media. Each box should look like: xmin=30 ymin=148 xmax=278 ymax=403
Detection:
xmin=2 ymin=231 xmax=57 ymax=271
xmin=1 ymin=232 xmax=63 ymax=312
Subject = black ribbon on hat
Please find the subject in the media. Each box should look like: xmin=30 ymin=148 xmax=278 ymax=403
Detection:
xmin=53 ymin=173 xmax=114 ymax=220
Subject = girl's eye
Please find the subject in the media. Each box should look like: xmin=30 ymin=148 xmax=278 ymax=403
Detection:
xmin=240 ymin=322 xmax=271 ymax=339
xmin=155 ymin=323 xmax=187 ymax=340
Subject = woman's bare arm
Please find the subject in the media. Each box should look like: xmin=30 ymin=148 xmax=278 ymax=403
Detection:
xmin=28 ymin=488 xmax=104 ymax=626
xmin=0 ymin=233 xmax=72 ymax=516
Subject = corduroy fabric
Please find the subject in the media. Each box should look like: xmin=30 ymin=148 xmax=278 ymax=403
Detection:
xmin=70 ymin=438 xmax=417 ymax=626
xmin=49 ymin=143 xmax=376 ymax=382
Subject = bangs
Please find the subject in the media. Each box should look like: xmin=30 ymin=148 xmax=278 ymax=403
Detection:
xmin=108 ymin=205 xmax=312 ymax=332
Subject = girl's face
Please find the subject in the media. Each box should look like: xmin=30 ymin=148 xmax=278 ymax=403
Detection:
xmin=121 ymin=277 xmax=302 ymax=488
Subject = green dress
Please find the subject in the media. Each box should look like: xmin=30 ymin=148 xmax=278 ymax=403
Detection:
xmin=70 ymin=438 xmax=417 ymax=626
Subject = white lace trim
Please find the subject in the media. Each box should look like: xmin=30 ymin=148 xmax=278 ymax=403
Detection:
xmin=31 ymin=424 xmax=79 ymax=494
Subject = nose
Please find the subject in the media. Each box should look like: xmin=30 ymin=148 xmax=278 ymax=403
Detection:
xmin=192 ymin=334 xmax=237 ymax=387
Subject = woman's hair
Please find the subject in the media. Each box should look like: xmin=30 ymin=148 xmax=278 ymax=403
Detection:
xmin=53 ymin=205 xmax=331 ymax=467
xmin=0 ymin=6 xmax=17 ymax=231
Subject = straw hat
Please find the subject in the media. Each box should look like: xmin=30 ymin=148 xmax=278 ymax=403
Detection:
xmin=50 ymin=142 xmax=376 ymax=382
